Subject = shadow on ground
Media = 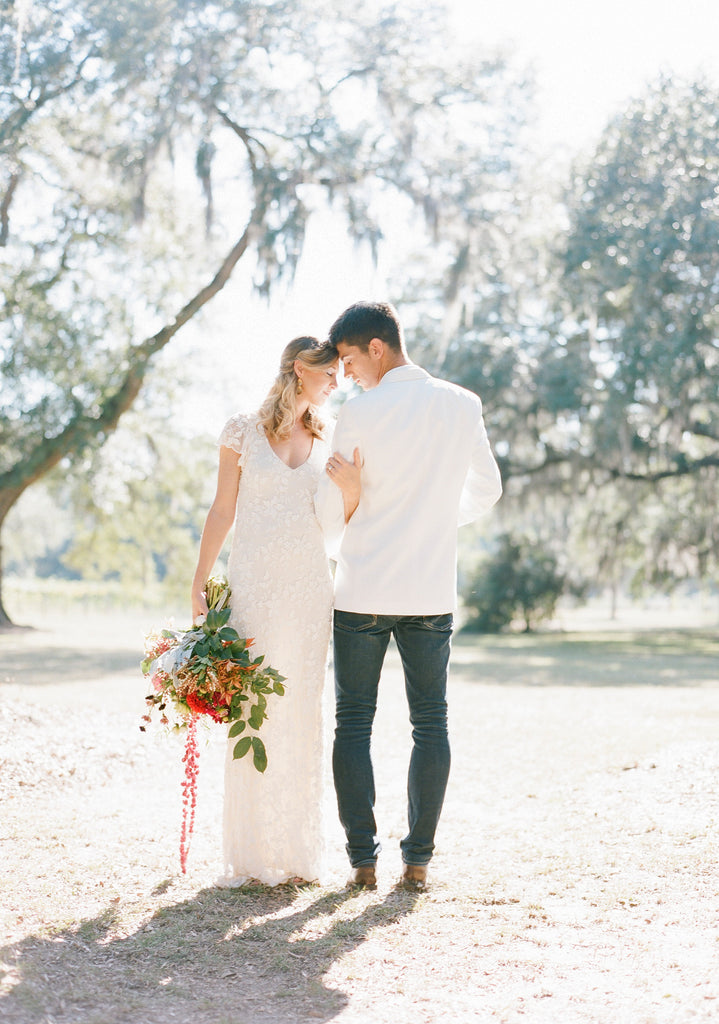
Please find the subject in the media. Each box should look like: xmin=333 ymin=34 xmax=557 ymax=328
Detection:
xmin=0 ymin=883 xmax=422 ymax=1024
xmin=0 ymin=642 xmax=141 ymax=686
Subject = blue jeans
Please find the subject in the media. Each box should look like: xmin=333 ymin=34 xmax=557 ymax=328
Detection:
xmin=332 ymin=610 xmax=453 ymax=868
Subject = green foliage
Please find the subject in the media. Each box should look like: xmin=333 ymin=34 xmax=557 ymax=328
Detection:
xmin=143 ymin=591 xmax=286 ymax=773
xmin=560 ymin=76 xmax=719 ymax=482
xmin=462 ymin=534 xmax=568 ymax=633
xmin=0 ymin=0 xmax=535 ymax=626
xmin=181 ymin=607 xmax=287 ymax=769
xmin=425 ymin=78 xmax=719 ymax=488
xmin=425 ymin=75 xmax=719 ymax=595
xmin=55 ymin=408 xmax=216 ymax=599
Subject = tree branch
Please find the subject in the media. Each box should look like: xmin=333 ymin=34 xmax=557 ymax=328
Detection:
xmin=1 ymin=51 xmax=95 ymax=149
xmin=0 ymin=171 xmax=20 ymax=246
xmin=609 ymin=454 xmax=719 ymax=483
xmin=686 ymin=422 xmax=719 ymax=443
xmin=0 ymin=200 xmax=266 ymax=498
xmin=501 ymin=449 xmax=719 ymax=484
xmin=214 ymin=107 xmax=267 ymax=177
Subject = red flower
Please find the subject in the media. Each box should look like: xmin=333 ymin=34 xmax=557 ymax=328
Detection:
xmin=185 ymin=691 xmax=224 ymax=723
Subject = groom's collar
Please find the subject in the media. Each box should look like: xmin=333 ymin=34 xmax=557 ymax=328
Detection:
xmin=378 ymin=364 xmax=429 ymax=385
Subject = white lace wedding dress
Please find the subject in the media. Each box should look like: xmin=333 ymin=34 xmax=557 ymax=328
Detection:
xmin=216 ymin=412 xmax=333 ymax=886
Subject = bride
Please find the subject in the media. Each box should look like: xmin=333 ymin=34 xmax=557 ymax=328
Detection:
xmin=191 ymin=336 xmax=356 ymax=886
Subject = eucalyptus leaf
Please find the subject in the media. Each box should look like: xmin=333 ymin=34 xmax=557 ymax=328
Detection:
xmin=228 ymin=720 xmax=246 ymax=737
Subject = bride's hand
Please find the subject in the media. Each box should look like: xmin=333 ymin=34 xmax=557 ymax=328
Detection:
xmin=191 ymin=586 xmax=209 ymax=624
xmin=326 ymin=448 xmax=362 ymax=522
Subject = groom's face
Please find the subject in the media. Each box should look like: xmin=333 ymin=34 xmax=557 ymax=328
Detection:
xmin=336 ymin=341 xmax=382 ymax=391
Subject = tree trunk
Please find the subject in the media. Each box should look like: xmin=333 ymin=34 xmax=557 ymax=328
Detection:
xmin=0 ymin=491 xmax=22 ymax=628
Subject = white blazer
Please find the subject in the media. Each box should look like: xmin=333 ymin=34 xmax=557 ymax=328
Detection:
xmin=315 ymin=364 xmax=502 ymax=615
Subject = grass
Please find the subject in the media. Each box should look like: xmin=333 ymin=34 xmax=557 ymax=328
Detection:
xmin=451 ymin=627 xmax=719 ymax=687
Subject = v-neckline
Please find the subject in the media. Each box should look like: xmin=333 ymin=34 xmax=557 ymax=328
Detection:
xmin=262 ymin=429 xmax=314 ymax=471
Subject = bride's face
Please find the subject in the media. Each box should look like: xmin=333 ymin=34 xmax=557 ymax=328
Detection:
xmin=298 ymin=360 xmax=339 ymax=406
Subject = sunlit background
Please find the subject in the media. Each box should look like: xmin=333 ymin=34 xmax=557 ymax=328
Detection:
xmin=3 ymin=0 xmax=718 ymax=624
xmin=193 ymin=0 xmax=719 ymax=421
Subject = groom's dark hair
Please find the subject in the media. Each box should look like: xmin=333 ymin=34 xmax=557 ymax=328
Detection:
xmin=328 ymin=301 xmax=403 ymax=352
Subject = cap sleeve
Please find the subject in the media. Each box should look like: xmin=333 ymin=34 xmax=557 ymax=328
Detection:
xmin=218 ymin=413 xmax=253 ymax=458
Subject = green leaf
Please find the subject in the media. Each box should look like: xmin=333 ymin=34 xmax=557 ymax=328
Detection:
xmin=273 ymin=681 xmax=285 ymax=696
xmin=218 ymin=626 xmax=238 ymax=641
xmin=227 ymin=642 xmax=249 ymax=659
xmin=251 ymin=737 xmax=267 ymax=773
xmin=228 ymin=720 xmax=246 ymax=737
xmin=233 ymin=736 xmax=252 ymax=760
xmin=206 ymin=607 xmax=231 ymax=631
xmin=248 ymin=704 xmax=266 ymax=730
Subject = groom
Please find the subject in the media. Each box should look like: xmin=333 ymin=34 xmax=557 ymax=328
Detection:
xmin=316 ymin=301 xmax=502 ymax=890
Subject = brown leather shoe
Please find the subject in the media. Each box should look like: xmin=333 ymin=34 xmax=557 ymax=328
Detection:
xmin=347 ymin=865 xmax=377 ymax=889
xmin=398 ymin=862 xmax=428 ymax=891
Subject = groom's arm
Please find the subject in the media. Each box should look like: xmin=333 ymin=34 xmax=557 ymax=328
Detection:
xmin=458 ymin=404 xmax=503 ymax=526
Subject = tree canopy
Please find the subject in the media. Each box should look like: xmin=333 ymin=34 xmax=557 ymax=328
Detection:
xmin=400 ymin=76 xmax=719 ymax=597
xmin=561 ymin=76 xmax=719 ymax=483
xmin=1 ymin=0 xmax=532 ymax=622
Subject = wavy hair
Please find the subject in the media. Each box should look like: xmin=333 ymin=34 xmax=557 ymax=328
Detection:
xmin=257 ymin=336 xmax=338 ymax=442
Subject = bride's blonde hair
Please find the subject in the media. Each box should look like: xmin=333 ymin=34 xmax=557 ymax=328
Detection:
xmin=258 ymin=336 xmax=338 ymax=442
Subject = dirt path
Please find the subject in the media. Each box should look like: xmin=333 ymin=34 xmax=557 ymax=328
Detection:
xmin=1 ymin=611 xmax=718 ymax=1023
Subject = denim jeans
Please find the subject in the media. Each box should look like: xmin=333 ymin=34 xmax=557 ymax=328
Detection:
xmin=332 ymin=610 xmax=453 ymax=868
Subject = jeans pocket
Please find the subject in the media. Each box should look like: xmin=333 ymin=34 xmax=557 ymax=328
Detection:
xmin=334 ymin=611 xmax=379 ymax=633
xmin=421 ymin=613 xmax=454 ymax=632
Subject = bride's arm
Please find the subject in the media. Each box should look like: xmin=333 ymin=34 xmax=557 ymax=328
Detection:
xmin=191 ymin=446 xmax=242 ymax=621
xmin=326 ymin=447 xmax=362 ymax=523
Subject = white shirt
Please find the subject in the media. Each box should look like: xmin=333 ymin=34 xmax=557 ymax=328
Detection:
xmin=315 ymin=364 xmax=502 ymax=614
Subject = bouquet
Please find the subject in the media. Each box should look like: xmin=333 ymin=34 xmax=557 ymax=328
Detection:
xmin=141 ymin=576 xmax=285 ymax=872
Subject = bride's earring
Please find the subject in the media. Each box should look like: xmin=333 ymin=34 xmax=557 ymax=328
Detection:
xmin=296 ymin=376 xmax=304 ymax=394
